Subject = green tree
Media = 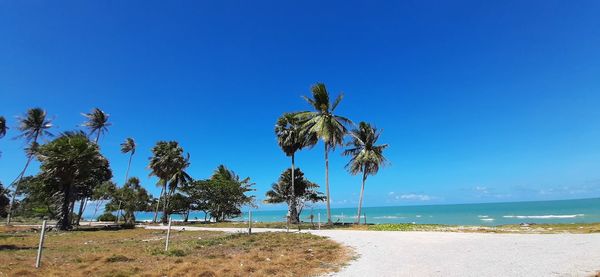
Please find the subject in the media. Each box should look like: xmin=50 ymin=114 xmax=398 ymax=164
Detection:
xmin=275 ymin=113 xmax=317 ymax=224
xmin=36 ymin=131 xmax=112 ymax=230
xmin=89 ymin=181 xmax=117 ymax=224
xmin=264 ymin=168 xmax=325 ymax=223
xmin=6 ymin=108 xmax=53 ymax=224
xmin=296 ymin=83 xmax=352 ymax=224
xmin=0 ymin=182 xmax=9 ymax=218
xmin=81 ymin=108 xmax=111 ymax=144
xmin=343 ymin=122 xmax=388 ymax=224
xmin=106 ymin=177 xmax=151 ymax=225
xmin=207 ymin=165 xmax=255 ymax=222
xmin=15 ymin=176 xmax=60 ymax=219
xmin=148 ymin=141 xmax=191 ymax=223
xmin=180 ymin=180 xmax=213 ymax=222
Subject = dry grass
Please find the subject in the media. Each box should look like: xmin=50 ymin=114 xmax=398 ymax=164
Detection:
xmin=0 ymin=227 xmax=351 ymax=277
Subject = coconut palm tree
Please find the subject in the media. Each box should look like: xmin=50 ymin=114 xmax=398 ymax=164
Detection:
xmin=116 ymin=137 xmax=136 ymax=222
xmin=82 ymin=108 xmax=111 ymax=144
xmin=6 ymin=108 xmax=53 ymax=224
xmin=275 ymin=113 xmax=317 ymax=224
xmin=296 ymin=83 xmax=352 ymax=224
xmin=148 ymin=141 xmax=190 ymax=223
xmin=343 ymin=122 xmax=388 ymax=224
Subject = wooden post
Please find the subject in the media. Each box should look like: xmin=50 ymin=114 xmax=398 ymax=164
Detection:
xmin=248 ymin=210 xmax=252 ymax=235
xmin=35 ymin=220 xmax=47 ymax=268
xmin=318 ymin=213 xmax=321 ymax=230
xmin=164 ymin=216 xmax=172 ymax=251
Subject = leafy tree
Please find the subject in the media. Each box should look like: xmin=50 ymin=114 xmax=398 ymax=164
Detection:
xmin=0 ymin=182 xmax=9 ymax=218
xmin=180 ymin=180 xmax=213 ymax=222
xmin=148 ymin=141 xmax=191 ymax=223
xmin=343 ymin=122 xmax=388 ymax=224
xmin=296 ymin=83 xmax=352 ymax=224
xmin=6 ymin=108 xmax=53 ymax=224
xmin=264 ymin=168 xmax=325 ymax=223
xmin=36 ymin=131 xmax=112 ymax=230
xmin=106 ymin=177 xmax=151 ymax=224
xmin=206 ymin=165 xmax=255 ymax=222
xmin=89 ymin=181 xmax=117 ymax=224
xmin=12 ymin=176 xmax=59 ymax=219
xmin=275 ymin=113 xmax=317 ymax=224
xmin=81 ymin=108 xmax=111 ymax=144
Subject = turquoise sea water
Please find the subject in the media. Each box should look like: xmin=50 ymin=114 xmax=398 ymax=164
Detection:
xmin=118 ymin=198 xmax=600 ymax=226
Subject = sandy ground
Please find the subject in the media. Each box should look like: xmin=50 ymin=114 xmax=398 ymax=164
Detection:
xmin=144 ymin=226 xmax=600 ymax=277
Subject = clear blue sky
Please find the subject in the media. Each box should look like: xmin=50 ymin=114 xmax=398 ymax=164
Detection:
xmin=1 ymin=1 xmax=600 ymax=210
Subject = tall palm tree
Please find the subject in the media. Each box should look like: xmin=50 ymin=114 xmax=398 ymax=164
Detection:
xmin=121 ymin=138 xmax=136 ymax=183
xmin=296 ymin=83 xmax=352 ymax=224
xmin=148 ymin=141 xmax=190 ymax=223
xmin=116 ymin=138 xmax=136 ymax=223
xmin=275 ymin=113 xmax=317 ymax=224
xmin=343 ymin=122 xmax=388 ymax=224
xmin=82 ymin=108 xmax=111 ymax=144
xmin=6 ymin=108 xmax=53 ymax=224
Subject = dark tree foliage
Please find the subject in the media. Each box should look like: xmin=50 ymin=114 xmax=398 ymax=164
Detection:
xmin=105 ymin=177 xmax=151 ymax=224
xmin=36 ymin=131 xmax=112 ymax=230
xmin=206 ymin=165 xmax=255 ymax=222
xmin=264 ymin=168 xmax=325 ymax=223
xmin=0 ymin=183 xmax=9 ymax=218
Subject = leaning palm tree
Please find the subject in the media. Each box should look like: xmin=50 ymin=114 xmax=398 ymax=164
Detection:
xmin=275 ymin=113 xmax=317 ymax=224
xmin=148 ymin=141 xmax=190 ymax=223
xmin=343 ymin=122 xmax=388 ymax=224
xmin=116 ymin=137 xmax=136 ymax=222
xmin=296 ymin=83 xmax=352 ymax=224
xmin=82 ymin=108 xmax=111 ymax=144
xmin=6 ymin=108 xmax=53 ymax=224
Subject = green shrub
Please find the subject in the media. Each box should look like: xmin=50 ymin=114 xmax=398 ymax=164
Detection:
xmin=97 ymin=213 xmax=117 ymax=222
xmin=105 ymin=254 xmax=133 ymax=263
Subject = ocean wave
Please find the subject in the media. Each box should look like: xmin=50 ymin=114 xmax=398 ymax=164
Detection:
xmin=478 ymin=215 xmax=489 ymax=218
xmin=480 ymin=218 xmax=495 ymax=221
xmin=373 ymin=216 xmax=406 ymax=219
xmin=503 ymin=214 xmax=584 ymax=219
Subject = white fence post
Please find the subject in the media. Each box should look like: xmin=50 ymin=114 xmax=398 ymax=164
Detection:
xmin=318 ymin=213 xmax=321 ymax=230
xmin=35 ymin=220 xmax=47 ymax=268
xmin=165 ymin=216 xmax=172 ymax=251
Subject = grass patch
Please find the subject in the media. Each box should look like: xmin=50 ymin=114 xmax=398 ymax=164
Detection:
xmin=0 ymin=227 xmax=350 ymax=276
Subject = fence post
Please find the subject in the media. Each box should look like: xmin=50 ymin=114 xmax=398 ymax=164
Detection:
xmin=164 ymin=216 xmax=172 ymax=251
xmin=248 ymin=210 xmax=252 ymax=235
xmin=35 ymin=220 xmax=47 ymax=268
xmin=318 ymin=213 xmax=321 ymax=230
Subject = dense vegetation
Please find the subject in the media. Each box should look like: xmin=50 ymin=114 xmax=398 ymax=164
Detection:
xmin=0 ymin=82 xmax=389 ymax=229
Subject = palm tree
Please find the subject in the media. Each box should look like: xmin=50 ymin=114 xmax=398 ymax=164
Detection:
xmin=148 ymin=141 xmax=191 ymax=223
xmin=116 ymin=138 xmax=136 ymax=222
xmin=296 ymin=83 xmax=352 ymax=224
xmin=343 ymin=122 xmax=388 ymax=224
xmin=6 ymin=108 xmax=53 ymax=224
xmin=275 ymin=113 xmax=317 ymax=224
xmin=82 ymin=108 xmax=111 ymax=144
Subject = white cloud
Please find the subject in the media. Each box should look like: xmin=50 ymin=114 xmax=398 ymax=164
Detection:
xmin=397 ymin=194 xmax=433 ymax=201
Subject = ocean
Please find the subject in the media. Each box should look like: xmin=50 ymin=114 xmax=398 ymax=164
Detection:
xmin=100 ymin=198 xmax=600 ymax=226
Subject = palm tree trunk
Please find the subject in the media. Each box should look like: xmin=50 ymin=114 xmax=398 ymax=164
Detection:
xmin=325 ymin=143 xmax=332 ymax=224
xmin=59 ymin=185 xmax=72 ymax=230
xmin=152 ymin=186 xmax=164 ymax=223
xmin=76 ymin=198 xmax=87 ymax=225
xmin=356 ymin=171 xmax=367 ymax=224
xmin=289 ymin=154 xmax=300 ymax=224
xmin=95 ymin=131 xmax=101 ymax=144
xmin=6 ymin=155 xmax=34 ymax=225
xmin=125 ymin=152 xmax=133 ymax=183
xmin=161 ymin=186 xmax=170 ymax=224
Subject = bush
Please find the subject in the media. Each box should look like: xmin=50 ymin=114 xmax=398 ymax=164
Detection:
xmin=105 ymin=254 xmax=133 ymax=263
xmin=97 ymin=213 xmax=117 ymax=222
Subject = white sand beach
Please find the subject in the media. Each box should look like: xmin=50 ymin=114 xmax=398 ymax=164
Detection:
xmin=145 ymin=226 xmax=600 ymax=276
